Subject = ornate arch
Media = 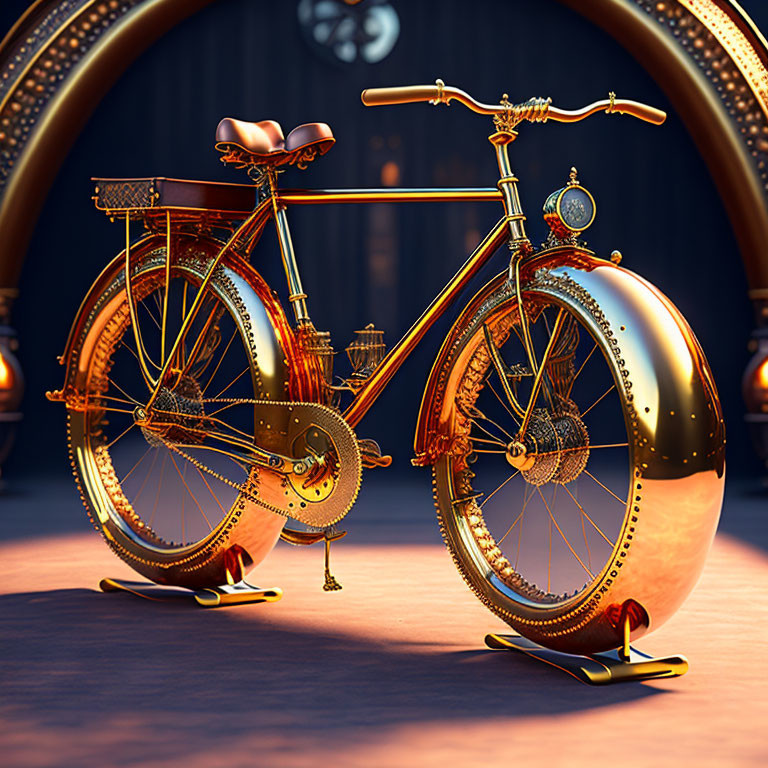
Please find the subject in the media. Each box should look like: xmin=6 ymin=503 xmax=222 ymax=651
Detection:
xmin=0 ymin=0 xmax=766 ymax=325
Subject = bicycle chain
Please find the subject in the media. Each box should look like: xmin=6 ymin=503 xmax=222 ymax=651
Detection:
xmin=156 ymin=396 xmax=361 ymax=526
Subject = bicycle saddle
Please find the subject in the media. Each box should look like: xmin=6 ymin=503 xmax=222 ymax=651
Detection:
xmin=215 ymin=118 xmax=335 ymax=170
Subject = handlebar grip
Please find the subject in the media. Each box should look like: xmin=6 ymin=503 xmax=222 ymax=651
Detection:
xmin=612 ymin=99 xmax=667 ymax=125
xmin=361 ymin=85 xmax=441 ymax=107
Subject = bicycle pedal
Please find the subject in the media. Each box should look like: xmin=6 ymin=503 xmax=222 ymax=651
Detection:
xmin=358 ymin=438 xmax=392 ymax=468
xmin=280 ymin=528 xmax=347 ymax=546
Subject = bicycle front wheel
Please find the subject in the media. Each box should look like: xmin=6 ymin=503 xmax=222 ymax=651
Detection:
xmin=430 ymin=259 xmax=725 ymax=654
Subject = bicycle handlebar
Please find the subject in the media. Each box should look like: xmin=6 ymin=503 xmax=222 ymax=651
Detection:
xmin=360 ymin=82 xmax=666 ymax=126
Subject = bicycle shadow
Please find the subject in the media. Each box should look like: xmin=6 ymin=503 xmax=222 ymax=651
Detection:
xmin=0 ymin=587 xmax=668 ymax=764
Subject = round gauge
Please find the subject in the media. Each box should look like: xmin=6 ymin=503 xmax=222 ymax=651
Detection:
xmin=543 ymin=183 xmax=596 ymax=237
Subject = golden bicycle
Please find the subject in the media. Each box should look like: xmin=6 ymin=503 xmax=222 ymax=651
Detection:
xmin=48 ymin=81 xmax=725 ymax=684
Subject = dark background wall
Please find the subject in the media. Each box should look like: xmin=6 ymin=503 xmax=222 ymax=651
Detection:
xmin=1 ymin=0 xmax=765 ymax=479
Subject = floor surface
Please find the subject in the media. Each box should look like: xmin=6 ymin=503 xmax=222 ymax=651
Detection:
xmin=1 ymin=473 xmax=766 ymax=767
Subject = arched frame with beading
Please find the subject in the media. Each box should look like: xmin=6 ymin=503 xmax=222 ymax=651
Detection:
xmin=0 ymin=0 xmax=766 ymax=341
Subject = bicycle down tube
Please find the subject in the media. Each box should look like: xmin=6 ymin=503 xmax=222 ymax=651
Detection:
xmin=271 ymin=186 xmax=512 ymax=427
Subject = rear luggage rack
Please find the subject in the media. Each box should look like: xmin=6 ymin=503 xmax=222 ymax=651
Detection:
xmin=92 ymin=177 xmax=261 ymax=222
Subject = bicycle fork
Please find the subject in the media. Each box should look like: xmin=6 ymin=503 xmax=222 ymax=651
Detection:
xmin=490 ymin=128 xmax=539 ymax=382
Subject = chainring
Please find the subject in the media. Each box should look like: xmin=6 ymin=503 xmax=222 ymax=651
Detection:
xmin=162 ymin=399 xmax=362 ymax=528
xmin=256 ymin=401 xmax=362 ymax=527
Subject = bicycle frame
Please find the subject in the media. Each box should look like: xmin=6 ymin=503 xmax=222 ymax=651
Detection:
xmin=139 ymin=134 xmax=532 ymax=429
xmin=275 ymin=187 xmax=511 ymax=428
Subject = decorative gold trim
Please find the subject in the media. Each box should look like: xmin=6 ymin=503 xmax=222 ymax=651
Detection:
xmin=679 ymin=0 xmax=768 ymax=117
xmin=0 ymin=0 xmax=100 ymax=118
xmin=554 ymin=185 xmax=597 ymax=233
xmin=0 ymin=0 xmax=49 ymax=56
xmin=560 ymin=0 xmax=768 ymax=291
xmin=0 ymin=0 xmax=217 ymax=287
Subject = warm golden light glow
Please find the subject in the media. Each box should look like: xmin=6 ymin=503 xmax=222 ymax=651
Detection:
xmin=380 ymin=161 xmax=400 ymax=187
xmin=0 ymin=349 xmax=13 ymax=390
xmin=757 ymin=357 xmax=768 ymax=390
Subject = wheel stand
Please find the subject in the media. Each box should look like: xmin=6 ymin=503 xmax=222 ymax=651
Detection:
xmin=99 ymin=577 xmax=282 ymax=608
xmin=485 ymin=633 xmax=688 ymax=685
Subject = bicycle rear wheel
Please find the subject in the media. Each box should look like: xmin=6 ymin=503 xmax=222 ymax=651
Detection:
xmin=67 ymin=238 xmax=290 ymax=588
xmin=431 ymin=261 xmax=725 ymax=654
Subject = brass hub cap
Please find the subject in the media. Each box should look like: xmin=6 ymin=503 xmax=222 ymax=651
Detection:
xmin=505 ymin=408 xmax=590 ymax=486
xmin=137 ymin=376 xmax=206 ymax=448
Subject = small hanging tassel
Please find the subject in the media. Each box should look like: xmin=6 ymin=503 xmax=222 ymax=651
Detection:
xmin=323 ymin=534 xmax=343 ymax=591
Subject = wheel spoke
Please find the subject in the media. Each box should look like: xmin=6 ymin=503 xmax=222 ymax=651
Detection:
xmin=105 ymin=421 xmax=136 ymax=450
xmin=205 ymin=414 xmax=259 ymax=444
xmin=468 ymin=435 xmax=506 ymax=447
xmin=172 ymin=441 xmax=256 ymax=468
xmin=149 ymin=452 xmax=168 ymax=529
xmin=519 ymin=309 xmax=566 ymax=437
xmin=583 ymin=469 xmax=627 ymax=506
xmin=143 ymin=297 xmax=162 ymax=331
xmin=581 ymin=383 xmax=616 ymax=418
xmin=169 ymin=452 xmax=213 ymax=534
xmin=536 ymin=441 xmax=628 ymax=458
xmin=179 ymin=297 xmax=222 ymax=379
xmin=562 ymin=482 xmax=614 ymax=548
xmin=202 ymin=326 xmax=239 ymax=395
xmin=120 ymin=339 xmax=160 ymax=371
xmin=204 ymin=400 xmax=243 ymax=418
xmin=81 ymin=404 xmax=135 ymax=416
xmin=480 ymin=468 xmax=521 ymax=510
xmin=468 ymin=417 xmax=509 ymax=445
xmin=581 ymin=499 xmax=592 ymax=571
xmin=513 ymin=483 xmax=536 ymax=569
xmin=538 ymin=311 xmax=557 ymax=409
xmin=180 ymin=282 xmax=189 ymax=367
xmin=193 ymin=464 xmax=226 ymax=522
xmin=483 ymin=323 xmax=526 ymax=418
xmin=537 ymin=486 xmax=594 ymax=580
xmin=98 ymin=393 xmax=138 ymax=407
xmin=486 ymin=379 xmax=521 ymax=428
xmin=495 ymin=481 xmax=533 ymax=545
xmin=121 ymin=445 xmax=152 ymax=485
xmin=132 ymin=448 xmax=159 ymax=506
xmin=547 ymin=511 xmax=552 ymax=592
xmin=161 ymin=211 xmax=172 ymax=365
xmin=566 ymin=342 xmax=598 ymax=399
xmin=465 ymin=404 xmax=515 ymax=441
xmin=211 ymin=366 xmax=251 ymax=401
xmin=108 ymin=377 xmax=141 ymax=406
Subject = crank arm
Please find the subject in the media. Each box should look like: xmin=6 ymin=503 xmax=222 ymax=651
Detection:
xmin=170 ymin=438 xmax=317 ymax=476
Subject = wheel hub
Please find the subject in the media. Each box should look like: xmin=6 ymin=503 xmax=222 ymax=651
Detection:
xmin=506 ymin=407 xmax=590 ymax=486
xmin=137 ymin=376 xmax=206 ymax=448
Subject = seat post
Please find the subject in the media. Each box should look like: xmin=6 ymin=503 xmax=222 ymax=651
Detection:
xmin=268 ymin=169 xmax=311 ymax=325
